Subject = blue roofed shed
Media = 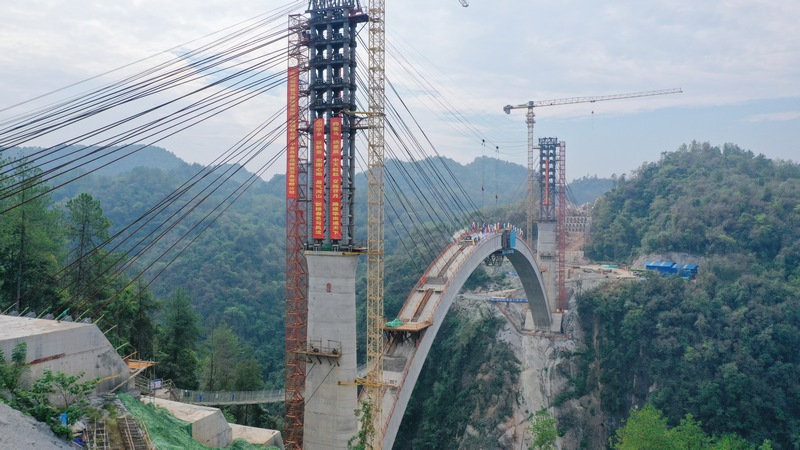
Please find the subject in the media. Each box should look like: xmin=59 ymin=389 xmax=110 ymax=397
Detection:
xmin=645 ymin=261 xmax=678 ymax=274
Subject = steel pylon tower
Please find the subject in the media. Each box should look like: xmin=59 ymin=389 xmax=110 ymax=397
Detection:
xmin=503 ymin=88 xmax=682 ymax=246
xmin=366 ymin=0 xmax=386 ymax=447
xmin=285 ymin=13 xmax=309 ymax=450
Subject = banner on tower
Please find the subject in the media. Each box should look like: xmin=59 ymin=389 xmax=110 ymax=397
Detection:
xmin=329 ymin=117 xmax=343 ymax=240
xmin=313 ymin=118 xmax=326 ymax=239
xmin=286 ymin=67 xmax=300 ymax=199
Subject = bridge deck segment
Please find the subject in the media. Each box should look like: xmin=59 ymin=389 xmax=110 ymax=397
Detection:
xmin=374 ymin=229 xmax=551 ymax=448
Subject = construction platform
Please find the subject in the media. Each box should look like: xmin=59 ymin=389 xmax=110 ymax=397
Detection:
xmin=382 ymin=320 xmax=432 ymax=332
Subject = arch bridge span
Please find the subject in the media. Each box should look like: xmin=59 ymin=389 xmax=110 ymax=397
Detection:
xmin=374 ymin=229 xmax=554 ymax=448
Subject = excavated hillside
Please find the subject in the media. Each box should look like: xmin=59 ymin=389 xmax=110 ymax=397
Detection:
xmin=457 ymin=261 xmax=614 ymax=450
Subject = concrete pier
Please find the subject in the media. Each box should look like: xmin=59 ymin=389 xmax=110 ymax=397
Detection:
xmin=537 ymin=222 xmax=557 ymax=310
xmin=536 ymin=222 xmax=562 ymax=332
xmin=303 ymin=251 xmax=360 ymax=449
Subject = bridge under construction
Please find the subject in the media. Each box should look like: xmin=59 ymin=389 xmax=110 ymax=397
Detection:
xmin=0 ymin=0 xmax=683 ymax=447
xmin=279 ymin=1 xmax=682 ymax=449
xmin=282 ymin=7 xmax=564 ymax=448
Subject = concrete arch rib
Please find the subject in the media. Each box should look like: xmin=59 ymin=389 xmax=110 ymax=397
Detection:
xmin=378 ymin=231 xmax=551 ymax=449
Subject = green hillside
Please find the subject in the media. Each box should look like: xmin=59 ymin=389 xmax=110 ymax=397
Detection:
xmin=6 ymin=146 xmax=537 ymax=388
xmin=0 ymin=143 xmax=614 ymax=444
xmin=587 ymin=141 xmax=800 ymax=266
xmin=577 ymin=142 xmax=800 ymax=448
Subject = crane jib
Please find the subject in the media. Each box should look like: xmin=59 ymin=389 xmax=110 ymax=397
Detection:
xmin=503 ymin=88 xmax=682 ymax=112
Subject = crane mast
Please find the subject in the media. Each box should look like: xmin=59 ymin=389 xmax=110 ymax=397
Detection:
xmin=364 ymin=1 xmax=468 ymax=448
xmin=367 ymin=0 xmax=386 ymax=448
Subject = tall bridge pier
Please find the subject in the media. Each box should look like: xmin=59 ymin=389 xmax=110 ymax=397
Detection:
xmin=535 ymin=137 xmax=565 ymax=331
xmin=302 ymin=252 xmax=360 ymax=449
xmin=284 ymin=1 xmax=368 ymax=448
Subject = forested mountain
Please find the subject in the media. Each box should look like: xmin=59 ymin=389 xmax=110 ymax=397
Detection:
xmin=7 ymin=140 xmax=796 ymax=447
xmin=576 ymin=142 xmax=800 ymax=448
xmin=587 ymin=141 xmax=800 ymax=266
xmin=1 ymin=143 xmax=614 ymax=441
xmin=2 ymin=146 xmax=535 ymax=385
xmin=12 ymin=145 xmax=186 ymax=178
xmin=569 ymin=174 xmax=616 ymax=205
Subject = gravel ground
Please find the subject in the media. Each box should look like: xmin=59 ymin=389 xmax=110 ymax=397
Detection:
xmin=0 ymin=401 xmax=72 ymax=449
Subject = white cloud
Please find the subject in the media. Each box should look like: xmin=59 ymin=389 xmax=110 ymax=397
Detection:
xmin=1 ymin=0 xmax=799 ymax=178
xmin=747 ymin=111 xmax=800 ymax=123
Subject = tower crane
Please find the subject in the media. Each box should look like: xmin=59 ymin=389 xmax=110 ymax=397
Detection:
xmin=366 ymin=0 xmax=386 ymax=448
xmin=502 ymin=87 xmax=682 ymax=248
xmin=504 ymin=87 xmax=681 ymax=317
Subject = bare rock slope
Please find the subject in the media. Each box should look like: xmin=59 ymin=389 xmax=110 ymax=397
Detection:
xmin=0 ymin=402 xmax=71 ymax=449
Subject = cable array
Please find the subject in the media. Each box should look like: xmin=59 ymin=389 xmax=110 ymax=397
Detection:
xmin=1 ymin=3 xmax=534 ymax=329
xmin=1 ymin=2 xmax=303 ymax=322
xmin=0 ymin=1 xmax=304 ymax=212
xmin=351 ymin=37 xmax=499 ymax=266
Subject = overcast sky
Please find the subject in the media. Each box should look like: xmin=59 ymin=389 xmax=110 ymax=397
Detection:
xmin=1 ymin=0 xmax=798 ymax=182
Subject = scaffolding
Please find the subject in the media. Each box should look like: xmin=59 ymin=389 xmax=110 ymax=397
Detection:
xmin=366 ymin=0 xmax=386 ymax=447
xmin=306 ymin=0 xmax=366 ymax=249
xmin=286 ymin=2 xmax=369 ymax=447
xmin=556 ymin=141 xmax=566 ymax=311
xmin=284 ymin=13 xmax=310 ymax=450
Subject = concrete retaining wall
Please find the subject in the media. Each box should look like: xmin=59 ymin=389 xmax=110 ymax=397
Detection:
xmin=0 ymin=315 xmax=132 ymax=394
xmin=143 ymin=397 xmax=233 ymax=448
xmin=231 ymin=423 xmax=284 ymax=448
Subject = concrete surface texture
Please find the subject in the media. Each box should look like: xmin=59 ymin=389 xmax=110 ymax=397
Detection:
xmin=303 ymin=251 xmax=359 ymax=450
xmin=230 ymin=423 xmax=284 ymax=448
xmin=142 ymin=397 xmax=233 ymax=448
xmin=536 ymin=222 xmax=558 ymax=314
xmin=0 ymin=315 xmax=132 ymax=394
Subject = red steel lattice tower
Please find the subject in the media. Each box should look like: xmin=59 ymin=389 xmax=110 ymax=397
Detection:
xmin=284 ymin=13 xmax=309 ymax=450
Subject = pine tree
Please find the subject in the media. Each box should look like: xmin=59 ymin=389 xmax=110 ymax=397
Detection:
xmin=0 ymin=158 xmax=63 ymax=312
xmin=64 ymin=193 xmax=110 ymax=308
xmin=201 ymin=323 xmax=239 ymax=391
xmin=157 ymin=289 xmax=201 ymax=388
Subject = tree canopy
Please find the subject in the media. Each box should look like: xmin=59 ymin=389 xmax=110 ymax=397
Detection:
xmin=579 ymin=142 xmax=800 ymax=448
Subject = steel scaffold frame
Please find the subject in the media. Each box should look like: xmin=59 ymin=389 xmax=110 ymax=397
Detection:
xmin=557 ymin=141 xmax=566 ymax=312
xmin=284 ymin=13 xmax=309 ymax=450
xmin=526 ymin=106 xmax=535 ymax=246
xmin=366 ymin=0 xmax=386 ymax=448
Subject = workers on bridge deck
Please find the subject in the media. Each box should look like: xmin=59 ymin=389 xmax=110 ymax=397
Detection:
xmin=467 ymin=221 xmax=524 ymax=238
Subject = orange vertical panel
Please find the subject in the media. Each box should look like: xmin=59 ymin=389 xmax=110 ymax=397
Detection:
xmin=286 ymin=67 xmax=300 ymax=199
xmin=313 ymin=118 xmax=326 ymax=239
xmin=544 ymin=158 xmax=550 ymax=206
xmin=329 ymin=117 xmax=343 ymax=240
